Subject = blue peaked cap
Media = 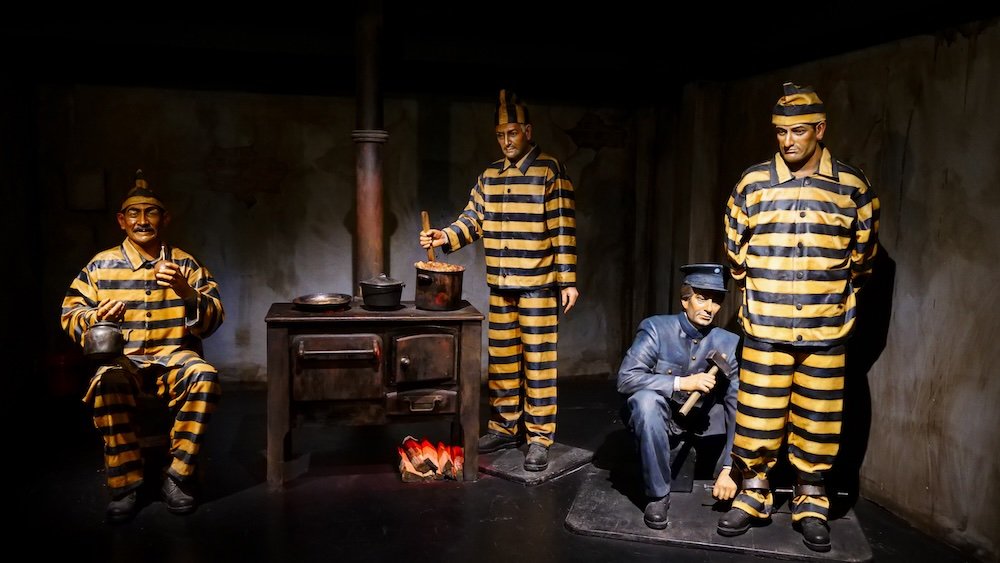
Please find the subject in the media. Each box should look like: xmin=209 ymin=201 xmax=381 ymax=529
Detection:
xmin=680 ymin=263 xmax=728 ymax=292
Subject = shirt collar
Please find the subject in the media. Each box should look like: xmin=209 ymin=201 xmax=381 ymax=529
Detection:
xmin=121 ymin=238 xmax=163 ymax=271
xmin=769 ymin=145 xmax=839 ymax=186
xmin=500 ymin=144 xmax=540 ymax=174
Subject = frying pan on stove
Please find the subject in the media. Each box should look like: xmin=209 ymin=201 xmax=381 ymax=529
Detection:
xmin=292 ymin=292 xmax=352 ymax=311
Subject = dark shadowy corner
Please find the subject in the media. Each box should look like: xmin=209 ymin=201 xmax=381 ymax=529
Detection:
xmin=831 ymin=248 xmax=896 ymax=518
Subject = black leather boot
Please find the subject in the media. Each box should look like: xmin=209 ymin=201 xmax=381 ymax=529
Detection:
xmin=643 ymin=496 xmax=670 ymax=530
xmin=106 ymin=490 xmax=138 ymax=524
xmin=523 ymin=443 xmax=549 ymax=471
xmin=792 ymin=479 xmax=831 ymax=552
xmin=161 ymin=475 xmax=197 ymax=514
xmin=477 ymin=432 xmax=519 ymax=453
xmin=796 ymin=517 xmax=831 ymax=552
xmin=717 ymin=507 xmax=754 ymax=536
xmin=718 ymin=472 xmax=771 ymax=536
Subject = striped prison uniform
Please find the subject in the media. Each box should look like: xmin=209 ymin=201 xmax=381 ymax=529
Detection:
xmin=61 ymin=238 xmax=224 ymax=497
xmin=443 ymin=144 xmax=576 ymax=446
xmin=724 ymin=146 xmax=879 ymax=522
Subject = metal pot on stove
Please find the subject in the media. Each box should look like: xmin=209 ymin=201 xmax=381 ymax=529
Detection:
xmin=414 ymin=260 xmax=465 ymax=311
xmin=359 ymin=273 xmax=405 ymax=309
xmin=414 ymin=211 xmax=465 ymax=311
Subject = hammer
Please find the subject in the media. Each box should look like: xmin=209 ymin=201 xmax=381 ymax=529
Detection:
xmin=679 ymin=350 xmax=732 ymax=416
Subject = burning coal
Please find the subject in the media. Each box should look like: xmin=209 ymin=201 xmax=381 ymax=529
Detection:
xmin=398 ymin=435 xmax=464 ymax=481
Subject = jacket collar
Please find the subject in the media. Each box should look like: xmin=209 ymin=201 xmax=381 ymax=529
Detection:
xmin=769 ymin=145 xmax=839 ymax=186
xmin=121 ymin=238 xmax=166 ymax=271
xmin=500 ymin=144 xmax=540 ymax=174
xmin=678 ymin=311 xmax=712 ymax=338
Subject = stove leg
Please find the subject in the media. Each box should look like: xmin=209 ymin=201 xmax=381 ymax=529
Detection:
xmin=267 ymin=326 xmax=290 ymax=490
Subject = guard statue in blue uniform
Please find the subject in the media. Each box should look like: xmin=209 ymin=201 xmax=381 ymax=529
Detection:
xmin=617 ymin=263 xmax=740 ymax=529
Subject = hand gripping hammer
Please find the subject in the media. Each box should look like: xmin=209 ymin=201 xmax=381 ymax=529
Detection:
xmin=679 ymin=350 xmax=733 ymax=416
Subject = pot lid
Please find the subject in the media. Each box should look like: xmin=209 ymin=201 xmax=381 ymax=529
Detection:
xmin=360 ymin=273 xmax=403 ymax=287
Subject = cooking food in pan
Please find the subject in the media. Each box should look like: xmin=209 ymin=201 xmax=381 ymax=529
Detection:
xmin=414 ymin=260 xmax=465 ymax=272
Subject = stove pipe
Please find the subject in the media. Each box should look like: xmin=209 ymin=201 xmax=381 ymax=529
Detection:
xmin=352 ymin=0 xmax=388 ymax=291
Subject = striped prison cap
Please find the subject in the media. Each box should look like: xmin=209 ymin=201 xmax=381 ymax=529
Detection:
xmin=120 ymin=169 xmax=166 ymax=212
xmin=495 ymin=89 xmax=529 ymax=126
xmin=772 ymin=82 xmax=826 ymax=126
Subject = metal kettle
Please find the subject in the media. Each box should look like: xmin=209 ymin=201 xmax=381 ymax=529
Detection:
xmin=83 ymin=321 xmax=126 ymax=360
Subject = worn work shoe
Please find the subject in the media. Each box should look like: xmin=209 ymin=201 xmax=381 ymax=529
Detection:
xmin=523 ymin=443 xmax=549 ymax=472
xmin=477 ymin=432 xmax=519 ymax=454
xmin=796 ymin=517 xmax=831 ymax=552
xmin=717 ymin=507 xmax=756 ymax=537
xmin=106 ymin=491 xmax=138 ymax=524
xmin=643 ymin=496 xmax=670 ymax=530
xmin=161 ymin=476 xmax=197 ymax=515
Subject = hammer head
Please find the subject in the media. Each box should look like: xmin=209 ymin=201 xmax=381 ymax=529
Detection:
xmin=706 ymin=350 xmax=734 ymax=376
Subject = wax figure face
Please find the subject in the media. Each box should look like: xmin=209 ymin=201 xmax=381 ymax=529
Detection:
xmin=117 ymin=203 xmax=169 ymax=254
xmin=775 ymin=121 xmax=826 ymax=168
xmin=681 ymin=288 xmax=725 ymax=328
xmin=495 ymin=122 xmax=533 ymax=162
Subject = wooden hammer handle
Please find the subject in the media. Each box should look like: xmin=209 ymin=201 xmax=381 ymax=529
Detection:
xmin=679 ymin=364 xmax=720 ymax=416
xmin=421 ymin=211 xmax=435 ymax=262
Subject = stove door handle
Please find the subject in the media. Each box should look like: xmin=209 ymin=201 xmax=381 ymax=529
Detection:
xmin=404 ymin=395 xmax=442 ymax=412
xmin=296 ymin=340 xmax=380 ymax=362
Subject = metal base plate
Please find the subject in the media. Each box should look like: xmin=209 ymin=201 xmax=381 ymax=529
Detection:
xmin=478 ymin=443 xmax=593 ymax=485
xmin=565 ymin=465 xmax=873 ymax=562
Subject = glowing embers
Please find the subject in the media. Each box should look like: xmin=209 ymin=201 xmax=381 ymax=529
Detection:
xmin=397 ymin=435 xmax=464 ymax=482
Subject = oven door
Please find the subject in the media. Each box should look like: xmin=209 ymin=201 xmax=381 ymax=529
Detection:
xmin=390 ymin=328 xmax=458 ymax=385
xmin=291 ymin=334 xmax=383 ymax=400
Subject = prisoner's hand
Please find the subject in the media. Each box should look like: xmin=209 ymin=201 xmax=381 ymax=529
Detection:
xmin=96 ymin=298 xmax=126 ymax=323
xmin=156 ymin=260 xmax=196 ymax=300
xmin=419 ymin=229 xmax=446 ymax=249
xmin=561 ymin=287 xmax=579 ymax=314
xmin=678 ymin=372 xmax=716 ymax=393
xmin=712 ymin=471 xmax=737 ymax=501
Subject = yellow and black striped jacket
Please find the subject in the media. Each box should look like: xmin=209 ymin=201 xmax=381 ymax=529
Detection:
xmin=724 ymin=147 xmax=879 ymax=346
xmin=444 ymin=145 xmax=576 ymax=291
xmin=61 ymin=238 xmax=224 ymax=356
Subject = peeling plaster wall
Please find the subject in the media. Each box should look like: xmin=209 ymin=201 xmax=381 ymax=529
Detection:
xmin=685 ymin=21 xmax=999 ymax=561
xmin=35 ymin=87 xmax=632 ymax=386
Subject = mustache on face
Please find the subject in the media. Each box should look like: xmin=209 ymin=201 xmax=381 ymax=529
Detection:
xmin=133 ymin=226 xmax=155 ymax=233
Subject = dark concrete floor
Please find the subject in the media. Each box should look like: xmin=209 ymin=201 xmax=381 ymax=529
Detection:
xmin=27 ymin=377 xmax=970 ymax=563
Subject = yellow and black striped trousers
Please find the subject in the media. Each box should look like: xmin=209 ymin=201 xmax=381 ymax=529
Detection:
xmin=487 ymin=288 xmax=559 ymax=447
xmin=84 ymin=350 xmax=222 ymax=497
xmin=731 ymin=337 xmax=844 ymax=522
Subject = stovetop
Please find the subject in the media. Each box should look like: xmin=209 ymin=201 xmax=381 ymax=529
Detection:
xmin=266 ymin=300 xmax=483 ymax=323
